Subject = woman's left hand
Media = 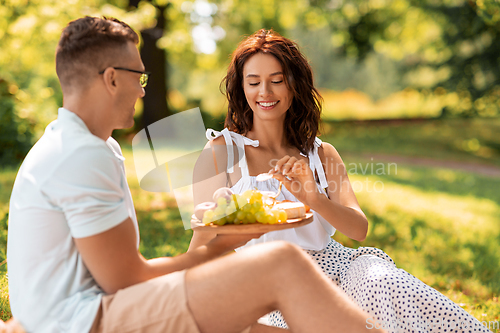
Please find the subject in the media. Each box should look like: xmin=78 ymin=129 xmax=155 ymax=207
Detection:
xmin=270 ymin=155 xmax=321 ymax=206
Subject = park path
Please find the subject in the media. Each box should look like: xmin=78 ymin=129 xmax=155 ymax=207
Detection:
xmin=346 ymin=152 xmax=500 ymax=178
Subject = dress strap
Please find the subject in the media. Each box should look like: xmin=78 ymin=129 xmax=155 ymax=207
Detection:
xmin=207 ymin=128 xmax=234 ymax=173
xmin=309 ymin=137 xmax=329 ymax=190
xmin=205 ymin=129 xmax=259 ymax=178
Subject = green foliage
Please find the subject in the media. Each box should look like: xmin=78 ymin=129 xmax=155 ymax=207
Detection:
xmin=163 ymin=0 xmax=500 ymax=119
xmin=418 ymin=2 xmax=500 ymax=117
xmin=0 ymin=80 xmax=32 ymax=167
xmin=290 ymin=28 xmax=405 ymax=101
xmin=321 ymin=0 xmax=500 ymax=117
xmin=3 ymin=0 xmax=500 ymax=153
xmin=0 ymin=0 xmax=157 ymax=142
xmin=473 ymin=0 xmax=500 ymax=25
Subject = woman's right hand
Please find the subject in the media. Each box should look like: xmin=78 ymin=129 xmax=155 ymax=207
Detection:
xmin=270 ymin=155 xmax=322 ymax=207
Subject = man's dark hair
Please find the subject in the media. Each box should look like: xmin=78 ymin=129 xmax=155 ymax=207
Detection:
xmin=55 ymin=16 xmax=139 ymax=90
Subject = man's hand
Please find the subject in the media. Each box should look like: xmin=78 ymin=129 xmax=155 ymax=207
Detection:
xmin=190 ymin=214 xmax=263 ymax=252
xmin=206 ymin=233 xmax=264 ymax=254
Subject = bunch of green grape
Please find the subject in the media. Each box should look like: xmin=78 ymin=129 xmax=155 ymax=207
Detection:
xmin=203 ymin=189 xmax=287 ymax=226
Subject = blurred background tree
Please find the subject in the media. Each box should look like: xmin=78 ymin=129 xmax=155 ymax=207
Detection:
xmin=473 ymin=0 xmax=500 ymax=25
xmin=1 ymin=0 xmax=500 ymax=166
xmin=165 ymin=0 xmax=500 ymax=119
xmin=0 ymin=79 xmax=32 ymax=167
xmin=324 ymin=0 xmax=500 ymax=118
xmin=129 ymin=0 xmax=172 ymax=128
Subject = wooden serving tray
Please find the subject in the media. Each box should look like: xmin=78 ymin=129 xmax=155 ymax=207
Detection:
xmin=191 ymin=212 xmax=314 ymax=234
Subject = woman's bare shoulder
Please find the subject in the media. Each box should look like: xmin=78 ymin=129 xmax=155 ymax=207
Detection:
xmin=318 ymin=141 xmax=343 ymax=163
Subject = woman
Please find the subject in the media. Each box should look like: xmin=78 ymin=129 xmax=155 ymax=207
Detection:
xmin=189 ymin=29 xmax=490 ymax=332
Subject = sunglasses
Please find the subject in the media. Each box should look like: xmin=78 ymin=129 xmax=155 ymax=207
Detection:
xmin=99 ymin=67 xmax=151 ymax=88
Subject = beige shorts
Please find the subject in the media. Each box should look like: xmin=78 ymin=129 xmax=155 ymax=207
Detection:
xmin=89 ymin=270 xmax=251 ymax=333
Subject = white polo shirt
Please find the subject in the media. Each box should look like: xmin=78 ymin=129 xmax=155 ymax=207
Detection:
xmin=7 ymin=108 xmax=139 ymax=333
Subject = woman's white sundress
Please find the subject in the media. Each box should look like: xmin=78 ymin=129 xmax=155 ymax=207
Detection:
xmin=206 ymin=128 xmax=491 ymax=333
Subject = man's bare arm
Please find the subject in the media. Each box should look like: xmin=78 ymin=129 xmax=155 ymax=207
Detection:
xmin=74 ymin=217 xmax=259 ymax=294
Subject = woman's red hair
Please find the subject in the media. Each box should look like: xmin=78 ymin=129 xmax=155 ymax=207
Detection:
xmin=221 ymin=29 xmax=323 ymax=154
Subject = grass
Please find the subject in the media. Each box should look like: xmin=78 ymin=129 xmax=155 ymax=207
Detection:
xmin=0 ymin=118 xmax=498 ymax=330
xmin=321 ymin=117 xmax=500 ymax=167
xmin=0 ymin=168 xmax=14 ymax=321
xmin=332 ymin=162 xmax=500 ymax=324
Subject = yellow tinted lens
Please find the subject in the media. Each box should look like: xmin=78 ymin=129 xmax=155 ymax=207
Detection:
xmin=140 ymin=74 xmax=148 ymax=87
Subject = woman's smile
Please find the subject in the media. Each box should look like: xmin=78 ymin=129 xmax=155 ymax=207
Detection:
xmin=257 ymin=100 xmax=279 ymax=109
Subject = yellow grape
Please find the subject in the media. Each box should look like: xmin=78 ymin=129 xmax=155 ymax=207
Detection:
xmin=245 ymin=212 xmax=256 ymax=223
xmin=236 ymin=196 xmax=248 ymax=209
xmin=214 ymin=217 xmax=226 ymax=225
xmin=241 ymin=190 xmax=253 ymax=201
xmin=249 ymin=191 xmax=263 ymax=204
xmin=202 ymin=210 xmax=215 ymax=225
xmin=217 ymin=197 xmax=228 ymax=207
xmin=204 ymin=189 xmax=289 ymax=226
xmin=236 ymin=210 xmax=246 ymax=222
xmin=255 ymin=211 xmax=266 ymax=224
xmin=225 ymin=205 xmax=237 ymax=216
xmin=214 ymin=206 xmax=225 ymax=217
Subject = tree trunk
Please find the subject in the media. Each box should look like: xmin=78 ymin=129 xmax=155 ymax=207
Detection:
xmin=132 ymin=2 xmax=171 ymax=128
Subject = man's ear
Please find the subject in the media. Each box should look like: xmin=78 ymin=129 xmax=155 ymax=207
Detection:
xmin=102 ymin=67 xmax=118 ymax=95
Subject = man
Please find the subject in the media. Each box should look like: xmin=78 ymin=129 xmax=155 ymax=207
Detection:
xmin=7 ymin=16 xmax=384 ymax=333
